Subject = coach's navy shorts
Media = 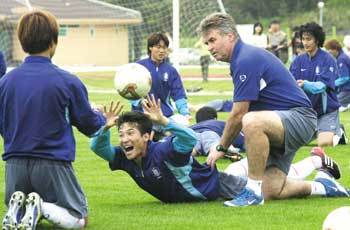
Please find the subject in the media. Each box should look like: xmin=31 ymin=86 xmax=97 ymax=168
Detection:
xmin=5 ymin=157 xmax=87 ymax=218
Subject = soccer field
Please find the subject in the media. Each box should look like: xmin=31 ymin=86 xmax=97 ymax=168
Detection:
xmin=1 ymin=73 xmax=350 ymax=229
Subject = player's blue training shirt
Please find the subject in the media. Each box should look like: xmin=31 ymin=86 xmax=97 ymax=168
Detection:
xmin=190 ymin=119 xmax=245 ymax=150
xmin=90 ymin=121 xmax=220 ymax=203
xmin=0 ymin=51 xmax=6 ymax=78
xmin=230 ymin=39 xmax=312 ymax=111
xmin=0 ymin=56 xmax=105 ymax=161
xmin=135 ymin=58 xmax=188 ymax=117
xmin=290 ymin=48 xmax=340 ymax=115
xmin=336 ymin=50 xmax=350 ymax=92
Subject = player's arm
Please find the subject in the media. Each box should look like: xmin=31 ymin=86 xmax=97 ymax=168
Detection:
xmin=90 ymin=101 xmax=123 ymax=162
xmin=170 ymin=69 xmax=190 ymax=116
xmin=0 ymin=51 xmax=6 ymax=78
xmin=142 ymin=95 xmax=197 ymax=153
xmin=335 ymin=59 xmax=350 ymax=87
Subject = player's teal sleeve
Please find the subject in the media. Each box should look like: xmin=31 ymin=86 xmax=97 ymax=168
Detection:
xmin=90 ymin=128 xmax=115 ymax=162
xmin=302 ymin=80 xmax=326 ymax=94
xmin=175 ymin=98 xmax=190 ymax=115
xmin=163 ymin=120 xmax=197 ymax=154
xmin=335 ymin=77 xmax=350 ymax=87
xmin=129 ymin=99 xmax=141 ymax=107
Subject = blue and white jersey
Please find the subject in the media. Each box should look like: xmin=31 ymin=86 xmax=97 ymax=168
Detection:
xmin=290 ymin=48 xmax=340 ymax=115
xmin=0 ymin=56 xmax=105 ymax=161
xmin=135 ymin=58 xmax=188 ymax=117
xmin=0 ymin=51 xmax=6 ymax=78
xmin=190 ymin=119 xmax=245 ymax=150
xmin=336 ymin=50 xmax=350 ymax=92
xmin=230 ymin=40 xmax=312 ymax=111
xmin=91 ymin=121 xmax=219 ymax=203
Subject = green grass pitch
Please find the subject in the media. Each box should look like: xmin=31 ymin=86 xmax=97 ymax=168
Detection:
xmin=1 ymin=72 xmax=350 ymax=229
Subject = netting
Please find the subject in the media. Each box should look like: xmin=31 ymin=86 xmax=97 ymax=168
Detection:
xmin=0 ymin=0 xmax=223 ymax=66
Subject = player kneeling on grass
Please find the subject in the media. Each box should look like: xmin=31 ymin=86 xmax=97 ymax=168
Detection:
xmin=1 ymin=10 xmax=106 ymax=229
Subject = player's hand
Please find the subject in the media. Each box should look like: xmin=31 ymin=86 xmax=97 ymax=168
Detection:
xmin=185 ymin=114 xmax=192 ymax=122
xmin=103 ymin=101 xmax=123 ymax=131
xmin=142 ymin=94 xmax=168 ymax=126
xmin=297 ymin=79 xmax=304 ymax=87
xmin=206 ymin=146 xmax=225 ymax=168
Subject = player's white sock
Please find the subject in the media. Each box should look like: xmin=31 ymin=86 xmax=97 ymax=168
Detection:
xmin=309 ymin=181 xmax=327 ymax=196
xmin=42 ymin=202 xmax=86 ymax=229
xmin=246 ymin=178 xmax=262 ymax=196
xmin=287 ymin=156 xmax=322 ymax=180
xmin=224 ymin=158 xmax=248 ymax=178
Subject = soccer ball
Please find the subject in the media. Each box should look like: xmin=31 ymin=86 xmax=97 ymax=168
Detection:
xmin=114 ymin=63 xmax=152 ymax=100
xmin=323 ymin=206 xmax=350 ymax=230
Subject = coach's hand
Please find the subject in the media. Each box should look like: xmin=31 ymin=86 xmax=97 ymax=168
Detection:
xmin=206 ymin=146 xmax=225 ymax=168
xmin=103 ymin=101 xmax=123 ymax=131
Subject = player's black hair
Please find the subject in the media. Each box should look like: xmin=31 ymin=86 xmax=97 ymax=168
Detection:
xmin=253 ymin=22 xmax=264 ymax=35
xmin=147 ymin=32 xmax=169 ymax=56
xmin=270 ymin=20 xmax=280 ymax=25
xmin=195 ymin=106 xmax=217 ymax=123
xmin=299 ymin=22 xmax=325 ymax=48
xmin=118 ymin=112 xmax=153 ymax=135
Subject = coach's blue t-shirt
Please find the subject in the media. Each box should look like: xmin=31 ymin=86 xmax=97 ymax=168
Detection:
xmin=0 ymin=51 xmax=6 ymax=78
xmin=337 ymin=50 xmax=350 ymax=92
xmin=290 ymin=48 xmax=340 ymax=115
xmin=230 ymin=40 xmax=311 ymax=111
xmin=109 ymin=137 xmax=219 ymax=203
xmin=135 ymin=58 xmax=187 ymax=117
xmin=0 ymin=56 xmax=105 ymax=161
xmin=190 ymin=119 xmax=245 ymax=150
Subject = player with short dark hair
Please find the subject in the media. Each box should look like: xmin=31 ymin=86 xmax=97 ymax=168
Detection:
xmin=132 ymin=32 xmax=190 ymax=131
xmin=325 ymin=39 xmax=350 ymax=112
xmin=290 ymin=22 xmax=341 ymax=147
xmin=0 ymin=51 xmax=6 ymax=78
xmin=1 ymin=10 xmax=105 ymax=229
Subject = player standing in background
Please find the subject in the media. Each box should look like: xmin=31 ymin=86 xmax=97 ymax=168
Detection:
xmin=196 ymin=13 xmax=348 ymax=207
xmin=0 ymin=50 xmax=6 ymax=78
xmin=133 ymin=32 xmax=191 ymax=139
xmin=1 ymin=10 xmax=105 ymax=229
xmin=325 ymin=39 xmax=350 ymax=112
xmin=290 ymin=23 xmax=342 ymax=148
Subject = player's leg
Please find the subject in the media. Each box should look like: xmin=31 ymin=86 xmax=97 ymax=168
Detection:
xmin=28 ymin=159 xmax=87 ymax=229
xmin=317 ymin=110 xmax=342 ymax=147
xmin=2 ymin=158 xmax=32 ymax=229
xmin=224 ymin=158 xmax=248 ymax=178
xmin=204 ymin=99 xmax=225 ymax=112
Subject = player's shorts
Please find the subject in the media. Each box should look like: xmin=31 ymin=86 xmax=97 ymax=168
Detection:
xmin=194 ymin=131 xmax=220 ymax=156
xmin=218 ymin=172 xmax=247 ymax=200
xmin=337 ymin=91 xmax=350 ymax=107
xmin=269 ymin=107 xmax=317 ymax=174
xmin=5 ymin=157 xmax=88 ymax=218
xmin=317 ymin=110 xmax=341 ymax=136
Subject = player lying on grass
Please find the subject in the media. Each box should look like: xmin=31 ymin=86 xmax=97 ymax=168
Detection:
xmin=90 ymin=96 xmax=349 ymax=204
xmin=192 ymin=106 xmax=341 ymax=181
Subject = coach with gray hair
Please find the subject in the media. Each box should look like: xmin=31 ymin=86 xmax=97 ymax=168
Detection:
xmin=196 ymin=13 xmax=348 ymax=207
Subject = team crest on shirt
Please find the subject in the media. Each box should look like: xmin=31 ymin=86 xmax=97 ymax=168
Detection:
xmin=329 ymin=66 xmax=334 ymax=72
xmin=163 ymin=72 xmax=169 ymax=82
xmin=152 ymin=167 xmax=162 ymax=179
xmin=239 ymin=75 xmax=247 ymax=82
xmin=315 ymin=66 xmax=320 ymax=75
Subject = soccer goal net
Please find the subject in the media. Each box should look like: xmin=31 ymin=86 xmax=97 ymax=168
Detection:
xmin=0 ymin=0 xmax=223 ymax=67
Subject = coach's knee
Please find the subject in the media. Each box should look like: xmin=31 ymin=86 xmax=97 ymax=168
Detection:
xmin=242 ymin=113 xmax=265 ymax=136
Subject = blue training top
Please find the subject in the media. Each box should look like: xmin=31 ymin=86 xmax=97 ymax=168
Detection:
xmin=90 ymin=120 xmax=220 ymax=203
xmin=336 ymin=50 xmax=350 ymax=92
xmin=135 ymin=58 xmax=189 ymax=117
xmin=0 ymin=56 xmax=105 ymax=161
xmin=0 ymin=51 xmax=6 ymax=78
xmin=230 ymin=39 xmax=312 ymax=111
xmin=290 ymin=48 xmax=340 ymax=115
xmin=190 ymin=119 xmax=245 ymax=150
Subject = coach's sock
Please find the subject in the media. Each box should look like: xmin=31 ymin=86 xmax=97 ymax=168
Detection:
xmin=246 ymin=178 xmax=262 ymax=196
xmin=309 ymin=181 xmax=327 ymax=196
xmin=287 ymin=156 xmax=322 ymax=180
xmin=42 ymin=202 xmax=86 ymax=229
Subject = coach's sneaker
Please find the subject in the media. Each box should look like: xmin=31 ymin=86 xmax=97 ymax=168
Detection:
xmin=223 ymin=187 xmax=264 ymax=207
xmin=18 ymin=192 xmax=42 ymax=230
xmin=339 ymin=124 xmax=348 ymax=145
xmin=311 ymin=147 xmax=341 ymax=179
xmin=2 ymin=191 xmax=26 ymax=230
xmin=315 ymin=173 xmax=349 ymax=197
